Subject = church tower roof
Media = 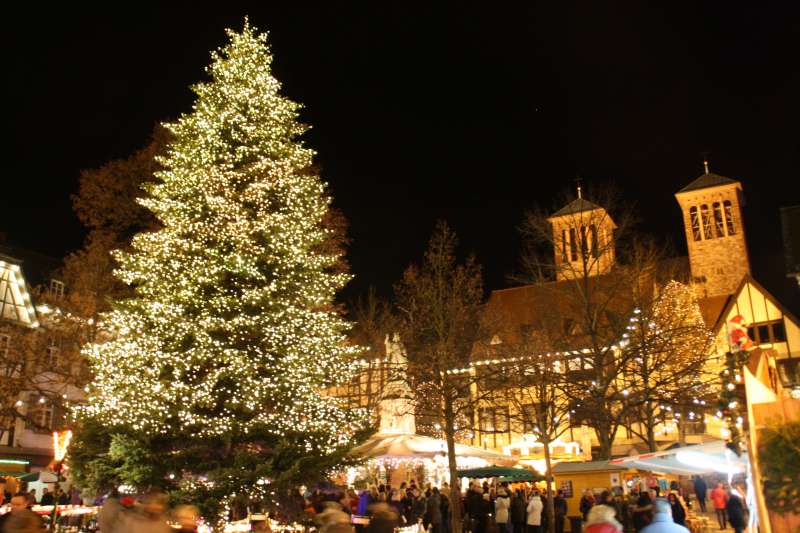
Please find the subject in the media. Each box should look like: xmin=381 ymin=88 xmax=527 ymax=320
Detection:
xmin=551 ymin=197 xmax=603 ymax=217
xmin=677 ymin=172 xmax=738 ymax=193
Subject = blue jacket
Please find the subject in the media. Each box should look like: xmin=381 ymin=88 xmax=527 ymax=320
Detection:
xmin=640 ymin=513 xmax=690 ymax=533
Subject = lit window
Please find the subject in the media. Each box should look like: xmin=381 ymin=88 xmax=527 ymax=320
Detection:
xmin=0 ymin=333 xmax=9 ymax=357
xmin=700 ymin=205 xmax=713 ymax=240
xmin=44 ymin=337 xmax=61 ymax=368
xmin=689 ymin=207 xmax=701 ymax=241
xmin=713 ymin=202 xmax=725 ymax=237
xmin=746 ymin=320 xmax=787 ymax=345
xmin=49 ymin=280 xmax=65 ymax=298
xmin=26 ymin=396 xmax=54 ymax=432
xmin=723 ymin=200 xmax=736 ymax=235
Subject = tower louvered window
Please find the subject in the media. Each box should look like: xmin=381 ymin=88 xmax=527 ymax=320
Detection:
xmin=700 ymin=204 xmax=713 ymax=240
xmin=724 ymin=200 xmax=736 ymax=235
xmin=689 ymin=207 xmax=701 ymax=241
xmin=713 ymin=202 xmax=725 ymax=237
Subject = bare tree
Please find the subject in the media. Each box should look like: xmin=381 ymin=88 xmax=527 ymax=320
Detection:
xmin=487 ymin=329 xmax=572 ymax=533
xmin=514 ymin=187 xmax=660 ymax=459
xmin=393 ymin=220 xmax=494 ymax=533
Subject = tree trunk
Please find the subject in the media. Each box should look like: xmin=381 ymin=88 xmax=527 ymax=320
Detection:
xmin=542 ymin=436 xmax=556 ymax=533
xmin=444 ymin=397 xmax=462 ymax=533
xmin=595 ymin=427 xmax=612 ymax=460
xmin=645 ymin=401 xmax=657 ymax=452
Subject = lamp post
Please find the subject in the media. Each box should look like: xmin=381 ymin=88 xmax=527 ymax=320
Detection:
xmin=50 ymin=430 xmax=73 ymax=532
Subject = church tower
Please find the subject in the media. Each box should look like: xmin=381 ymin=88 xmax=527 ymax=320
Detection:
xmin=674 ymin=162 xmax=750 ymax=298
xmin=548 ymin=190 xmax=617 ymax=281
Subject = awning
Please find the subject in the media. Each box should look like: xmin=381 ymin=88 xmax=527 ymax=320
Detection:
xmin=18 ymin=471 xmax=58 ymax=483
xmin=609 ymin=440 xmax=747 ymax=476
xmin=456 ymin=466 xmax=542 ymax=481
xmin=350 ymin=432 xmax=514 ymax=465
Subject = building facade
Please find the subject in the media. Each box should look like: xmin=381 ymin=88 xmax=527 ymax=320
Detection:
xmin=0 ymin=246 xmax=85 ymax=472
xmin=335 ymin=165 xmax=800 ymax=465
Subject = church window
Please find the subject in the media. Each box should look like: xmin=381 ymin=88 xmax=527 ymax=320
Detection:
xmin=569 ymin=228 xmax=578 ymax=261
xmin=724 ymin=200 xmax=736 ymax=235
xmin=561 ymin=230 xmax=568 ymax=262
xmin=590 ymin=224 xmax=599 ymax=257
xmin=713 ymin=202 xmax=725 ymax=237
xmin=580 ymin=226 xmax=588 ymax=256
xmin=700 ymin=204 xmax=713 ymax=240
xmin=689 ymin=207 xmax=701 ymax=241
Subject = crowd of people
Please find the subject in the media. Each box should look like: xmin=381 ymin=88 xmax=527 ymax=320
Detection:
xmin=0 ymin=475 xmax=749 ymax=533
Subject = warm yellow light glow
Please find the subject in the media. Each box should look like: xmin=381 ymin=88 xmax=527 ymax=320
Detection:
xmin=53 ymin=430 xmax=72 ymax=462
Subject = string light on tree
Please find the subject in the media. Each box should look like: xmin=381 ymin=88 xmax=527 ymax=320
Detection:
xmin=75 ymin=19 xmax=367 ymax=519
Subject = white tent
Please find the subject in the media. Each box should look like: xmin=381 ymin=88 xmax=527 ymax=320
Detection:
xmin=609 ymin=440 xmax=747 ymax=476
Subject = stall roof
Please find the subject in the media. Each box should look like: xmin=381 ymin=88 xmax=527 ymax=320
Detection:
xmin=609 ymin=440 xmax=747 ymax=476
xmin=551 ymin=460 xmax=629 ymax=474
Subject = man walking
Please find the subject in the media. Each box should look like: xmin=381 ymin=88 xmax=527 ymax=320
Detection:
xmin=692 ymin=476 xmax=707 ymax=513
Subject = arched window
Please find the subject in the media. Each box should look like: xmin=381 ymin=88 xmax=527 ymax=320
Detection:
xmin=569 ymin=228 xmax=578 ymax=261
xmin=590 ymin=224 xmax=599 ymax=258
xmin=713 ymin=202 xmax=725 ymax=237
xmin=689 ymin=207 xmax=701 ymax=241
xmin=700 ymin=204 xmax=713 ymax=240
xmin=580 ymin=225 xmax=588 ymax=256
xmin=724 ymin=200 xmax=736 ymax=235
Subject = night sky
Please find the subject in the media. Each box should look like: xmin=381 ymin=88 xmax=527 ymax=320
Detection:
xmin=6 ymin=4 xmax=800 ymax=307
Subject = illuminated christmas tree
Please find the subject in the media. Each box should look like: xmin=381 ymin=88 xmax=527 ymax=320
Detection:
xmin=73 ymin=20 xmax=366 ymax=519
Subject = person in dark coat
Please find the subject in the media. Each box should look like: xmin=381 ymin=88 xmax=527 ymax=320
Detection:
xmin=510 ymin=490 xmax=527 ymax=533
xmin=666 ymin=493 xmax=686 ymax=527
xmin=411 ymin=489 xmax=427 ymax=526
xmin=427 ymin=488 xmax=443 ymax=533
xmin=440 ymin=486 xmax=450 ymax=533
xmin=725 ymin=487 xmax=746 ymax=533
xmin=692 ymin=476 xmax=707 ymax=513
xmin=465 ymin=484 xmax=485 ymax=533
xmin=366 ymin=503 xmax=399 ymax=533
xmin=632 ymin=491 xmax=654 ymax=532
xmin=553 ymin=491 xmax=567 ymax=533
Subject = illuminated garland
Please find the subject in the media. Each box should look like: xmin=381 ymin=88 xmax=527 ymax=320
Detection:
xmin=717 ymin=315 xmax=752 ymax=453
xmin=79 ymin=20 xmax=367 ymax=451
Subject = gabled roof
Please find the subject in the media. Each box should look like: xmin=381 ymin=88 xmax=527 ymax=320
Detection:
xmin=709 ymin=273 xmax=800 ymax=334
xmin=552 ymin=460 xmax=628 ymax=473
xmin=677 ymin=172 xmax=738 ymax=194
xmin=551 ymin=198 xmax=603 ymax=217
xmin=0 ymin=254 xmax=40 ymax=328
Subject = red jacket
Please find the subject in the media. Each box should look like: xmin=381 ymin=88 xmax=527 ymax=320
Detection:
xmin=584 ymin=524 xmax=622 ymax=533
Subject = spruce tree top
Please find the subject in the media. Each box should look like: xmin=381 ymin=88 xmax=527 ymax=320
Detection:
xmin=82 ymin=21 xmax=364 ymax=449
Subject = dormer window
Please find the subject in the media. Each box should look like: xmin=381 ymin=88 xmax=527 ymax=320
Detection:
xmin=49 ymin=279 xmax=64 ymax=298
